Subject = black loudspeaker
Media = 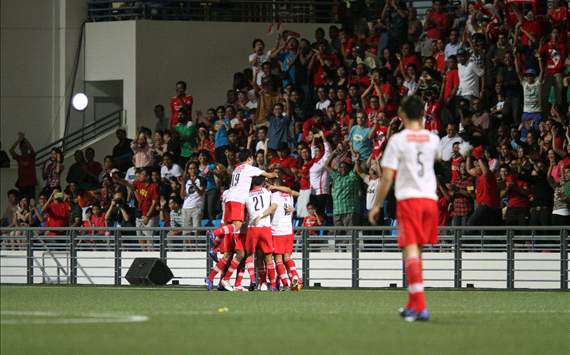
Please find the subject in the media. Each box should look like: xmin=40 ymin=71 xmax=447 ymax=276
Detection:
xmin=125 ymin=258 xmax=173 ymax=286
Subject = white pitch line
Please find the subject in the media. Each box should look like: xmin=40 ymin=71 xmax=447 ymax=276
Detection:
xmin=0 ymin=311 xmax=149 ymax=325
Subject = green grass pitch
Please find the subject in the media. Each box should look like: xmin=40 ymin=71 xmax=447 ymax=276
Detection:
xmin=1 ymin=285 xmax=569 ymax=355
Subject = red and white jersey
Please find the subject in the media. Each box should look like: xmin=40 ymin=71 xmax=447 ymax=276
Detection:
xmin=226 ymin=164 xmax=265 ymax=204
xmin=381 ymin=129 xmax=440 ymax=201
xmin=246 ymin=188 xmax=272 ymax=227
xmin=271 ymin=191 xmax=294 ymax=236
xmin=309 ymin=142 xmax=331 ymax=195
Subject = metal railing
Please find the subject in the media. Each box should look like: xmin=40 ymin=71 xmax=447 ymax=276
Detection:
xmin=87 ymin=1 xmax=463 ymax=23
xmin=34 ymin=110 xmax=123 ymax=167
xmin=0 ymin=226 xmax=568 ymax=290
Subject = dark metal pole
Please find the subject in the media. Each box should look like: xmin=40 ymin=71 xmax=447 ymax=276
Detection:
xmin=561 ymin=228 xmax=568 ymax=290
xmin=506 ymin=229 xmax=514 ymax=289
xmin=454 ymin=228 xmax=462 ymax=288
xmin=206 ymin=229 xmax=213 ymax=275
xmin=302 ymin=230 xmax=309 ymax=287
xmin=114 ymin=229 xmax=122 ymax=286
xmin=26 ymin=230 xmax=33 ymax=285
xmin=160 ymin=229 xmax=167 ymax=263
xmin=351 ymin=229 xmax=359 ymax=288
xmin=70 ymin=230 xmax=77 ymax=285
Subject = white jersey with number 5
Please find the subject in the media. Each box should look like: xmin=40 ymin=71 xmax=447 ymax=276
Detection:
xmin=381 ymin=128 xmax=440 ymax=201
xmin=226 ymin=164 xmax=264 ymax=204
xmin=246 ymin=188 xmax=272 ymax=227
xmin=271 ymin=191 xmax=294 ymax=236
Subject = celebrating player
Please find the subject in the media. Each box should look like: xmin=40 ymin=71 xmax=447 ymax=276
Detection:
xmin=206 ymin=150 xmax=276 ymax=290
xmin=268 ymin=178 xmax=302 ymax=291
xmin=368 ymin=95 xmax=440 ymax=322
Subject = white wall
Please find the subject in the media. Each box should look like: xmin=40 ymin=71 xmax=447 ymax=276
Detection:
xmin=1 ymin=0 xmax=86 ymax=211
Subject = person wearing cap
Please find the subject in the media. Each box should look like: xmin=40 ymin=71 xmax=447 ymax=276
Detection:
xmin=457 ymin=47 xmax=484 ymax=102
xmin=514 ymin=49 xmax=543 ymax=130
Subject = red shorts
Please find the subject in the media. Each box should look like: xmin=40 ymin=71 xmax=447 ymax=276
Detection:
xmin=223 ymin=201 xmax=245 ymax=224
xmin=396 ymin=198 xmax=439 ymax=248
xmin=245 ymin=227 xmax=273 ymax=254
xmin=221 ymin=232 xmax=246 ymax=253
xmin=272 ymin=234 xmax=294 ymax=254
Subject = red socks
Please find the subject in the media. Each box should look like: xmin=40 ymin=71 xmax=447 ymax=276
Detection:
xmin=234 ymin=261 xmax=245 ymax=287
xmin=258 ymin=263 xmax=267 ymax=285
xmin=245 ymin=256 xmax=256 ymax=284
xmin=266 ymin=260 xmax=276 ymax=288
xmin=222 ymin=258 xmax=240 ymax=281
xmin=276 ymin=261 xmax=289 ymax=287
xmin=207 ymin=256 xmax=229 ymax=281
xmin=285 ymin=259 xmax=299 ymax=280
xmin=405 ymin=256 xmax=426 ymax=312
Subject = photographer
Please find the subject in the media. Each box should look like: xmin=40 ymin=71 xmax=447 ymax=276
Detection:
xmin=105 ymin=191 xmax=134 ymax=228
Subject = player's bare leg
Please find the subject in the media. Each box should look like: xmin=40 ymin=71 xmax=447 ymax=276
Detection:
xmin=401 ymin=244 xmax=429 ymax=321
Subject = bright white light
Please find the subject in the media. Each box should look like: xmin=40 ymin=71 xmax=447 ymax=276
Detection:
xmin=72 ymin=93 xmax=88 ymax=111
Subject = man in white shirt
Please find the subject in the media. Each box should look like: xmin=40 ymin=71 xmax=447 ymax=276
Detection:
xmin=309 ymin=134 xmax=331 ymax=217
xmin=457 ymin=48 xmax=484 ymax=101
xmin=369 ymin=95 xmax=440 ymax=322
xmin=180 ymin=162 xmax=204 ymax=246
xmin=444 ymin=29 xmax=461 ymax=60
xmin=438 ymin=123 xmax=463 ymax=162
xmin=160 ymin=153 xmax=182 ymax=179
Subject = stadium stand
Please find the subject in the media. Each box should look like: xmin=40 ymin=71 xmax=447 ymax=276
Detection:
xmin=1 ymin=0 xmax=569 ymax=239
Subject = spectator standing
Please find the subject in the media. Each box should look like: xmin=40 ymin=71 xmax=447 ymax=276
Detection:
xmin=42 ymin=148 xmax=63 ymax=195
xmin=249 ymin=39 xmax=271 ymax=83
xmin=457 ymin=48 xmax=484 ymax=101
xmin=449 ymin=161 xmax=475 ymax=226
xmin=66 ymin=150 xmax=89 ymax=189
xmin=42 ymin=189 xmax=71 ymax=236
xmin=9 ymin=132 xmax=37 ymax=198
xmin=326 ymin=147 xmax=362 ymax=226
xmin=169 ymin=80 xmax=193 ymax=128
xmin=153 ymin=104 xmax=169 ymax=132
xmin=348 ymin=111 xmax=374 ymax=162
xmin=197 ymin=151 xmax=218 ymax=225
xmin=528 ymin=161 xmax=554 ymax=227
xmin=466 ymin=150 xmax=501 ymax=225
xmin=131 ymin=132 xmax=153 ymax=168
xmin=548 ymin=165 xmax=570 ymax=225
xmin=84 ymin=147 xmax=103 ymax=189
xmin=112 ymin=129 xmax=133 ymax=173
xmin=114 ymin=169 xmax=159 ymax=251
xmin=381 ymin=0 xmax=409 ymax=54
xmin=514 ymin=52 xmax=543 ymax=129
xmin=180 ymin=162 xmax=205 ymax=246
xmin=267 ymin=103 xmax=291 ymax=151
xmin=309 ymin=135 xmax=332 ymax=219
xmin=175 ymin=113 xmax=198 ymax=168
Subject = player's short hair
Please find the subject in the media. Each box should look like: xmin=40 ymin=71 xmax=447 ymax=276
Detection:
xmin=252 ymin=176 xmax=265 ymax=187
xmin=399 ymin=96 xmax=425 ymax=120
xmin=239 ymin=149 xmax=254 ymax=162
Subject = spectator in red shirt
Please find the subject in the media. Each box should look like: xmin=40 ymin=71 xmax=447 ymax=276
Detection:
xmin=424 ymin=0 xmax=450 ymax=40
xmin=169 ymin=80 xmax=193 ymax=128
xmin=301 ymin=203 xmax=321 ymax=235
xmin=541 ymin=29 xmax=565 ymax=107
xmin=395 ymin=42 xmax=420 ymax=77
xmin=9 ymin=132 xmax=37 ymax=199
xmin=42 ymin=189 xmax=71 ymax=236
xmin=309 ymin=41 xmax=340 ymax=87
xmin=442 ymin=55 xmax=460 ymax=104
xmin=466 ymin=151 xmax=501 ymax=226
xmin=114 ymin=168 xmax=159 ymax=251
xmin=500 ymin=167 xmax=531 ymax=226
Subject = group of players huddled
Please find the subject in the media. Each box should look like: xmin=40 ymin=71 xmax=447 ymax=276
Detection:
xmin=204 ymin=96 xmax=439 ymax=322
xmin=204 ymin=150 xmax=302 ymax=292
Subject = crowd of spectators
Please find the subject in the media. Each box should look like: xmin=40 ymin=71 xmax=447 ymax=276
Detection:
xmin=2 ymin=0 xmax=570 ymax=249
